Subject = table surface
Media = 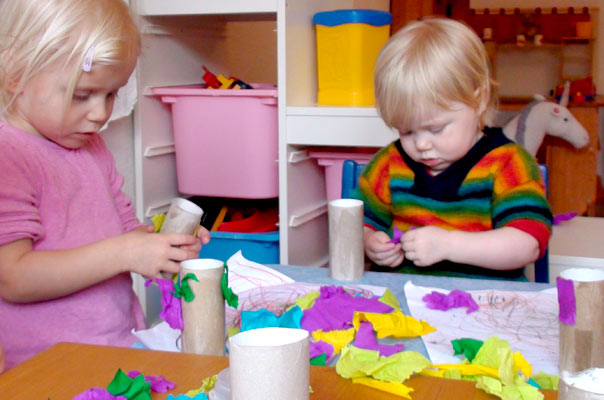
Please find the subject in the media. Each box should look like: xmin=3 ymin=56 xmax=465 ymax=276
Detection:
xmin=0 ymin=342 xmax=557 ymax=399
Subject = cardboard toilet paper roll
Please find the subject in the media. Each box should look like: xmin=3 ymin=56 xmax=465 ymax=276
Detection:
xmin=180 ymin=258 xmax=225 ymax=356
xmin=229 ymin=327 xmax=309 ymax=400
xmin=160 ymin=198 xmax=203 ymax=235
xmin=558 ymin=268 xmax=604 ymax=400
xmin=328 ymin=199 xmax=364 ymax=280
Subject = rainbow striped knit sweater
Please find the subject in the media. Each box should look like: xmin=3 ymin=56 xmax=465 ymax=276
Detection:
xmin=357 ymin=127 xmax=552 ymax=258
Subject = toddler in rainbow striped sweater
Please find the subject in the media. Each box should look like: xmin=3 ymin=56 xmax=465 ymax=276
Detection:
xmin=357 ymin=18 xmax=552 ymax=280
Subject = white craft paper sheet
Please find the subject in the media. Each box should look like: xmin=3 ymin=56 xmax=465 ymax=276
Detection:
xmin=404 ymin=281 xmax=559 ymax=375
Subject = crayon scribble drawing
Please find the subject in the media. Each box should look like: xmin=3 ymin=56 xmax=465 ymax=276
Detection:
xmin=404 ymin=281 xmax=559 ymax=375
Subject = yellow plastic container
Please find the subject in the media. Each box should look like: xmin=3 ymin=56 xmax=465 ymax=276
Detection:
xmin=314 ymin=9 xmax=392 ymax=106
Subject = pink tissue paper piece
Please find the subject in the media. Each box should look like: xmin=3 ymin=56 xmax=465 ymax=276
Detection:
xmin=309 ymin=340 xmax=335 ymax=361
xmin=422 ymin=289 xmax=478 ymax=314
xmin=127 ymin=370 xmax=176 ymax=393
xmin=300 ymin=286 xmax=393 ymax=332
xmin=354 ymin=321 xmax=404 ymax=357
xmin=388 ymin=226 xmax=404 ymax=244
xmin=556 ymin=277 xmax=576 ymax=325
xmin=72 ymin=388 xmax=127 ymax=400
xmin=145 ymin=278 xmax=183 ymax=330
xmin=553 ymin=212 xmax=578 ymax=225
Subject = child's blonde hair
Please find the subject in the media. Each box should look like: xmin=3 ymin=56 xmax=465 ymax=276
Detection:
xmin=374 ymin=17 xmax=496 ymax=132
xmin=0 ymin=0 xmax=141 ymax=118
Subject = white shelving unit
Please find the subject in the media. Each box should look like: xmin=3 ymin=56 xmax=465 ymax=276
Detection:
xmin=131 ymin=0 xmax=395 ymax=319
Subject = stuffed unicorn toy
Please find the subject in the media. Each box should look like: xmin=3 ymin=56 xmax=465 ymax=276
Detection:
xmin=502 ymin=82 xmax=590 ymax=156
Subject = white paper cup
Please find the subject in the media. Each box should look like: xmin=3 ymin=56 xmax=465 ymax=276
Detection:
xmin=328 ymin=199 xmax=364 ymax=280
xmin=160 ymin=198 xmax=203 ymax=235
xmin=558 ymin=268 xmax=604 ymax=399
xmin=229 ymin=327 xmax=309 ymax=400
xmin=180 ymin=258 xmax=225 ymax=356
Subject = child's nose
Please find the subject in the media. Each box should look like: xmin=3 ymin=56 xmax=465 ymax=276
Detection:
xmin=87 ymin=98 xmax=111 ymax=124
xmin=416 ymin=134 xmax=432 ymax=150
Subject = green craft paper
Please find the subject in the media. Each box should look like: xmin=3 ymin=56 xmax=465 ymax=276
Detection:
xmin=310 ymin=353 xmax=327 ymax=366
xmin=221 ymin=263 xmax=238 ymax=308
xmin=369 ymin=351 xmax=431 ymax=382
xmin=532 ymin=371 xmax=559 ymax=390
xmin=452 ymin=338 xmax=484 ymax=362
xmin=107 ymin=369 xmax=152 ymax=400
xmin=379 ymin=289 xmax=400 ymax=310
xmin=472 ymin=336 xmax=515 ymax=386
xmin=172 ymin=273 xmax=199 ymax=302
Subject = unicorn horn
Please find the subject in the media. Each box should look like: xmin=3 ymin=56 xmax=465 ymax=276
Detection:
xmin=560 ymin=81 xmax=570 ymax=107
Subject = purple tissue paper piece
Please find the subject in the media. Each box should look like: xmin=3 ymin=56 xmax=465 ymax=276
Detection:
xmin=300 ymin=286 xmax=393 ymax=332
xmin=422 ymin=289 xmax=478 ymax=314
xmin=553 ymin=212 xmax=578 ymax=225
xmin=145 ymin=278 xmax=183 ymax=330
xmin=388 ymin=226 xmax=404 ymax=244
xmin=72 ymin=388 xmax=127 ymax=400
xmin=556 ymin=277 xmax=576 ymax=325
xmin=354 ymin=321 xmax=404 ymax=357
xmin=309 ymin=340 xmax=335 ymax=361
xmin=127 ymin=370 xmax=176 ymax=393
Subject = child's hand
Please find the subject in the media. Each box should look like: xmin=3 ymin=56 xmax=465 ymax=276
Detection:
xmin=363 ymin=228 xmax=404 ymax=267
xmin=121 ymin=228 xmax=202 ymax=278
xmin=179 ymin=226 xmax=211 ymax=253
xmin=401 ymin=226 xmax=450 ymax=266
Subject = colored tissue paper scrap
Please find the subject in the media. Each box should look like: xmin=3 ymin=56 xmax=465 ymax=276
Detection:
xmin=240 ymin=306 xmax=303 ymax=332
xmin=404 ymin=281 xmax=559 ymax=375
xmin=388 ymin=226 xmax=404 ymax=244
xmin=422 ymin=289 xmax=479 ymax=313
xmin=144 ymin=278 xmax=183 ymax=330
xmin=556 ymin=276 xmax=576 ymax=325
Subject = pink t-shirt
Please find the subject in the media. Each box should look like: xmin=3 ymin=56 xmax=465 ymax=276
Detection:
xmin=0 ymin=121 xmax=146 ymax=370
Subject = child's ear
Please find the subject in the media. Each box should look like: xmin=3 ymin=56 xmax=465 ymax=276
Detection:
xmin=474 ymin=85 xmax=489 ymax=116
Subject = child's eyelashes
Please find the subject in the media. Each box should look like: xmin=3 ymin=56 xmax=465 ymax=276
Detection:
xmin=72 ymin=91 xmax=91 ymax=101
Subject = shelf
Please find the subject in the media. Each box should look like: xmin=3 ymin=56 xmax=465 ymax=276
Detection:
xmin=286 ymin=106 xmax=397 ymax=147
xmin=135 ymin=0 xmax=278 ymax=16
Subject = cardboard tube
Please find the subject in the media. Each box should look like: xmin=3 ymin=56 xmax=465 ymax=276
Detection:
xmin=328 ymin=199 xmax=364 ymax=280
xmin=559 ymin=268 xmax=604 ymax=396
xmin=160 ymin=198 xmax=203 ymax=235
xmin=560 ymin=369 xmax=604 ymax=400
xmin=180 ymin=259 xmax=225 ymax=356
xmin=229 ymin=327 xmax=309 ymax=400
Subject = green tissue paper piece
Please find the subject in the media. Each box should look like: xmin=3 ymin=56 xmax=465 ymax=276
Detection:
xmin=310 ymin=353 xmax=327 ymax=366
xmin=336 ymin=346 xmax=380 ymax=379
xmin=443 ymin=369 xmax=463 ymax=380
xmin=221 ymin=263 xmax=239 ymax=308
xmin=172 ymin=273 xmax=199 ymax=302
xmin=452 ymin=338 xmax=484 ymax=362
xmin=472 ymin=336 xmax=515 ymax=386
xmin=501 ymin=384 xmax=544 ymax=400
xmin=532 ymin=371 xmax=559 ymax=390
xmin=379 ymin=289 xmax=400 ymax=310
xmin=291 ymin=291 xmax=320 ymax=311
xmin=370 ymin=351 xmax=431 ymax=383
xmin=475 ymin=375 xmax=503 ymax=398
xmin=107 ymin=369 xmax=152 ymax=400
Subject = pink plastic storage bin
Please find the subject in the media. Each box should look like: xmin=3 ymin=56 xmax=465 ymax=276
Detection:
xmin=308 ymin=151 xmax=375 ymax=202
xmin=152 ymin=84 xmax=278 ymax=199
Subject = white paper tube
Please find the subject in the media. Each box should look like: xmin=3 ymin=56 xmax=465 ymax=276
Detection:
xmin=160 ymin=198 xmax=203 ymax=235
xmin=560 ymin=369 xmax=604 ymax=400
xmin=229 ymin=327 xmax=309 ymax=400
xmin=328 ymin=198 xmax=364 ymax=280
xmin=180 ymin=258 xmax=225 ymax=356
xmin=559 ymin=268 xmax=604 ymax=400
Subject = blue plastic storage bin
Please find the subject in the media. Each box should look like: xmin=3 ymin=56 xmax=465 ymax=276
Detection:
xmin=199 ymin=231 xmax=279 ymax=264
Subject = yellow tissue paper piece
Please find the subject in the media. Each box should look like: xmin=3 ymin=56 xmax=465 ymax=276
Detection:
xmin=312 ymin=328 xmax=355 ymax=355
xmin=352 ymin=310 xmax=436 ymax=339
xmin=378 ymin=289 xmax=400 ymax=310
xmin=227 ymin=326 xmax=240 ymax=338
xmin=532 ymin=371 xmax=558 ymax=390
xmin=429 ymin=363 xmax=499 ymax=379
xmin=513 ymin=351 xmax=532 ymax=378
xmin=291 ymin=290 xmax=320 ymax=311
xmin=419 ymin=368 xmax=444 ymax=378
xmin=352 ymin=377 xmax=414 ymax=399
xmin=185 ymin=375 xmax=216 ymax=396
xmin=472 ymin=336 xmax=515 ymax=386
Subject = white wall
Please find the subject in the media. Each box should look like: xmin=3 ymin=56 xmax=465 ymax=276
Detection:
xmin=471 ymin=1 xmax=603 ymax=95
